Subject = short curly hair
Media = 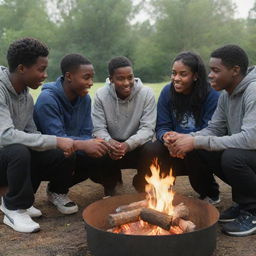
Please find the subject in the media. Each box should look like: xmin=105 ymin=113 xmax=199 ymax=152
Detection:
xmin=108 ymin=56 xmax=132 ymax=76
xmin=60 ymin=53 xmax=92 ymax=77
xmin=211 ymin=45 xmax=249 ymax=76
xmin=7 ymin=37 xmax=49 ymax=72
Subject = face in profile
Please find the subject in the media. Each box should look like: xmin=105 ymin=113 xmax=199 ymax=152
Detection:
xmin=21 ymin=56 xmax=48 ymax=90
xmin=171 ymin=60 xmax=197 ymax=95
xmin=110 ymin=66 xmax=134 ymax=99
xmin=208 ymin=57 xmax=235 ymax=92
xmin=68 ymin=64 xmax=94 ymax=97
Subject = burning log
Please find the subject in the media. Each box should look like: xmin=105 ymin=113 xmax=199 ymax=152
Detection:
xmin=108 ymin=208 xmax=141 ymax=227
xmin=174 ymin=218 xmax=196 ymax=233
xmin=172 ymin=203 xmax=189 ymax=220
xmin=140 ymin=208 xmax=173 ymax=231
xmin=140 ymin=207 xmax=195 ymax=233
xmin=115 ymin=200 xmax=148 ymax=213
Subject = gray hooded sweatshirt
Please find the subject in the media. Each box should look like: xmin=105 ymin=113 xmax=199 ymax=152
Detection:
xmin=192 ymin=66 xmax=256 ymax=151
xmin=92 ymin=78 xmax=156 ymax=151
xmin=0 ymin=66 xmax=56 ymax=151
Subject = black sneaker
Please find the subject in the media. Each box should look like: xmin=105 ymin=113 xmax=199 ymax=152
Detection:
xmin=222 ymin=210 xmax=256 ymax=237
xmin=219 ymin=204 xmax=240 ymax=223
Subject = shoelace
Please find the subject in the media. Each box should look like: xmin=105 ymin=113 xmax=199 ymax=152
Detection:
xmin=234 ymin=212 xmax=254 ymax=228
xmin=53 ymin=193 xmax=71 ymax=205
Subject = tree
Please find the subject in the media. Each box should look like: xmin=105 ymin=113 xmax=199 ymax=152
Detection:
xmin=134 ymin=0 xmax=246 ymax=81
xmin=0 ymin=0 xmax=57 ymax=67
xmin=48 ymin=0 xmax=135 ymax=81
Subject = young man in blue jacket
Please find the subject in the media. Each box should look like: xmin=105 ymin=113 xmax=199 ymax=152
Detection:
xmin=169 ymin=45 xmax=256 ymax=237
xmin=34 ymin=54 xmax=109 ymax=188
xmin=0 ymin=38 xmax=77 ymax=233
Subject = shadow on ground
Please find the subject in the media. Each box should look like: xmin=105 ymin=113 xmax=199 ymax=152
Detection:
xmin=0 ymin=170 xmax=255 ymax=256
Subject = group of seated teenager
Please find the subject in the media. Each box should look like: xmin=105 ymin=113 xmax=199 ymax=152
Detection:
xmin=0 ymin=38 xmax=256 ymax=238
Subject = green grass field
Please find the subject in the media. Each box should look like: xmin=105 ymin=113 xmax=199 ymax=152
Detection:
xmin=30 ymin=82 xmax=168 ymax=102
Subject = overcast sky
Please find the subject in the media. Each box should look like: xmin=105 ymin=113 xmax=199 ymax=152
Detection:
xmin=234 ymin=0 xmax=254 ymax=17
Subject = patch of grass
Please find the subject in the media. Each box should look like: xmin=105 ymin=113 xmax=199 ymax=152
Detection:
xmin=30 ymin=82 xmax=168 ymax=102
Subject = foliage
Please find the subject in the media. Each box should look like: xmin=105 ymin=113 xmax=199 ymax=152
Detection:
xmin=0 ymin=0 xmax=255 ymax=82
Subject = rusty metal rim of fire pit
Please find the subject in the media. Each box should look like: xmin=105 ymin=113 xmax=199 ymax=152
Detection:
xmin=83 ymin=193 xmax=220 ymax=236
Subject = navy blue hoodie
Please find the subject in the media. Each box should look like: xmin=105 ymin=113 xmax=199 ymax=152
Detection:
xmin=156 ymin=83 xmax=220 ymax=142
xmin=34 ymin=76 xmax=93 ymax=140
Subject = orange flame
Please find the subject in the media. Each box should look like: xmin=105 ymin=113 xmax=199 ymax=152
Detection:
xmin=145 ymin=158 xmax=176 ymax=215
xmin=112 ymin=158 xmax=179 ymax=235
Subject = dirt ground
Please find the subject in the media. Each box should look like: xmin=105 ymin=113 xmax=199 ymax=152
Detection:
xmin=0 ymin=170 xmax=255 ymax=256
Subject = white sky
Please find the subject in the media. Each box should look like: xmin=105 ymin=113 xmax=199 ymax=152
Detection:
xmin=134 ymin=0 xmax=255 ymax=23
xmin=234 ymin=0 xmax=254 ymax=18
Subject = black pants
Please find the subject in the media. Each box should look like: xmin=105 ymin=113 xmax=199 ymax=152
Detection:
xmin=194 ymin=149 xmax=256 ymax=211
xmin=133 ymin=140 xmax=219 ymax=197
xmin=88 ymin=142 xmax=152 ymax=191
xmin=0 ymin=144 xmax=75 ymax=210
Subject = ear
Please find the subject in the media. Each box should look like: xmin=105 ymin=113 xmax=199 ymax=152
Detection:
xmin=109 ymin=75 xmax=113 ymax=83
xmin=193 ymin=73 xmax=198 ymax=82
xmin=65 ymin=72 xmax=72 ymax=82
xmin=16 ymin=64 xmax=26 ymax=74
xmin=232 ymin=65 xmax=241 ymax=77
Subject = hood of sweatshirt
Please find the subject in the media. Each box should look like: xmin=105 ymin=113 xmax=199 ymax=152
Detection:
xmin=105 ymin=77 xmax=143 ymax=118
xmin=42 ymin=76 xmax=86 ymax=110
xmin=0 ymin=66 xmax=28 ymax=96
xmin=105 ymin=77 xmax=143 ymax=102
xmin=232 ymin=66 xmax=256 ymax=96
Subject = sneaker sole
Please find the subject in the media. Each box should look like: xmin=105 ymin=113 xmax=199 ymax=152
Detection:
xmin=218 ymin=218 xmax=236 ymax=223
xmin=3 ymin=215 xmax=40 ymax=233
xmin=211 ymin=199 xmax=221 ymax=205
xmin=222 ymin=226 xmax=256 ymax=237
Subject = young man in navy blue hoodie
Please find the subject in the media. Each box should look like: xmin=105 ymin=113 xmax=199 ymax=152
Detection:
xmin=34 ymin=54 xmax=109 ymax=188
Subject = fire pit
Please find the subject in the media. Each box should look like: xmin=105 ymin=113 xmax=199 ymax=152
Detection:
xmin=83 ymin=192 xmax=219 ymax=256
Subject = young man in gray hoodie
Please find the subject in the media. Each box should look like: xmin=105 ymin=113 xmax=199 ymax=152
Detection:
xmin=0 ymin=38 xmax=78 ymax=233
xmin=167 ymin=45 xmax=256 ymax=237
xmin=92 ymin=56 xmax=156 ymax=195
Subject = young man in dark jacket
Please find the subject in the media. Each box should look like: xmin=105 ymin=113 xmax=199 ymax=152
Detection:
xmin=34 ymin=54 xmax=109 ymax=188
xmin=168 ymin=45 xmax=256 ymax=237
xmin=0 ymin=38 xmax=78 ymax=233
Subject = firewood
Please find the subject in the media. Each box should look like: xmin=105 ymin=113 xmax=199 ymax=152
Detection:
xmin=140 ymin=207 xmax=195 ymax=232
xmin=115 ymin=200 xmax=148 ymax=213
xmin=172 ymin=203 xmax=189 ymax=220
xmin=174 ymin=218 xmax=196 ymax=233
xmin=140 ymin=208 xmax=173 ymax=231
xmin=108 ymin=208 xmax=142 ymax=227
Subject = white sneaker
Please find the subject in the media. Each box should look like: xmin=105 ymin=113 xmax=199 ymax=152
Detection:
xmin=1 ymin=201 xmax=40 ymax=233
xmin=0 ymin=198 xmax=41 ymax=218
xmin=26 ymin=206 xmax=42 ymax=218
xmin=47 ymin=190 xmax=78 ymax=215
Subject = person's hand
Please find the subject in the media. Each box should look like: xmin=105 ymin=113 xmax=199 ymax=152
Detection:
xmin=108 ymin=140 xmax=129 ymax=160
xmin=56 ymin=137 xmax=75 ymax=157
xmin=171 ymin=135 xmax=195 ymax=159
xmin=74 ymin=139 xmax=109 ymax=158
xmin=163 ymin=131 xmax=178 ymax=146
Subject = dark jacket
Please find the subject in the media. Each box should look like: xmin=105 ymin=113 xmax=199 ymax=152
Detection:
xmin=34 ymin=76 xmax=93 ymax=140
xmin=156 ymin=83 xmax=220 ymax=141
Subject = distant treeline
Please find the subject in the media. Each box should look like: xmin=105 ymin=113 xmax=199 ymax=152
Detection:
xmin=0 ymin=0 xmax=256 ymax=82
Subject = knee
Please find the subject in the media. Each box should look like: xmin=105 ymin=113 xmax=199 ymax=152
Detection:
xmin=140 ymin=140 xmax=167 ymax=158
xmin=221 ymin=149 xmax=241 ymax=170
xmin=8 ymin=144 xmax=31 ymax=163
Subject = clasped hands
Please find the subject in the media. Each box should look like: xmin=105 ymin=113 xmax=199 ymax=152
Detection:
xmin=57 ymin=137 xmax=129 ymax=159
xmin=163 ymin=131 xmax=195 ymax=159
